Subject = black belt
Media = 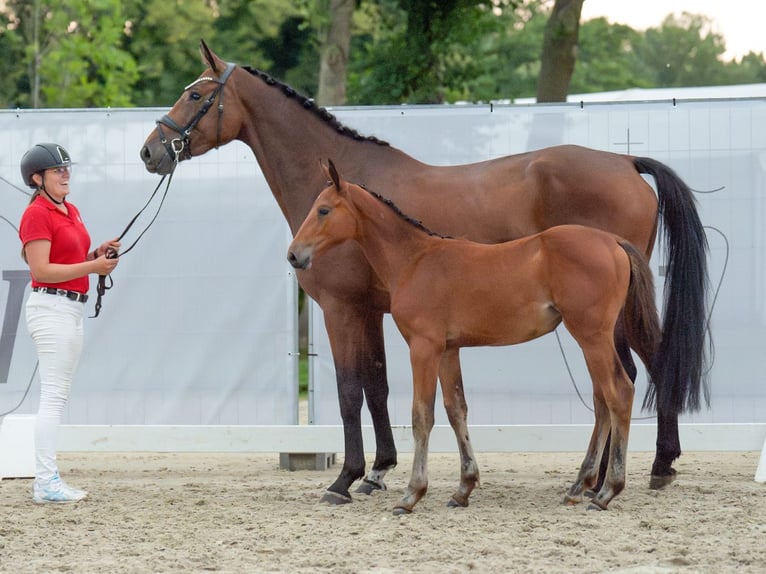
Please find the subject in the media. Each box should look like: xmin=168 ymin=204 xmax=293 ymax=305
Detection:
xmin=32 ymin=286 xmax=89 ymax=303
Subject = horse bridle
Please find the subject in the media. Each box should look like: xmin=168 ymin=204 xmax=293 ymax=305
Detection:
xmin=154 ymin=62 xmax=236 ymax=165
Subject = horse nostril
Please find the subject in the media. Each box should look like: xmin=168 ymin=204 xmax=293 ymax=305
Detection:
xmin=140 ymin=146 xmax=150 ymax=161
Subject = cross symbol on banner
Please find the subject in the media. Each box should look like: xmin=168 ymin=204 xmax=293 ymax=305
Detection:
xmin=613 ymin=128 xmax=644 ymax=154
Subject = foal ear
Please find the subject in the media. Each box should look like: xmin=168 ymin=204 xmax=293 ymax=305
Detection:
xmin=199 ymin=39 xmax=221 ymax=73
xmin=328 ymin=159 xmax=342 ymax=190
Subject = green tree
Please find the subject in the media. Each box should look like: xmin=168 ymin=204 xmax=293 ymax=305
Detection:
xmin=637 ymin=12 xmax=727 ymax=87
xmin=569 ymin=17 xmax=648 ymax=94
xmin=0 ymin=6 xmax=29 ymax=108
xmin=536 ymin=0 xmax=583 ymax=102
xmin=1 ymin=0 xmax=137 ymax=108
xmin=347 ymin=0 xmax=524 ymax=104
xmin=125 ymin=0 xmax=217 ymax=107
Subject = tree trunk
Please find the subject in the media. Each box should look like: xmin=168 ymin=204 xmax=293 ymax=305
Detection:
xmin=316 ymin=0 xmax=355 ymax=106
xmin=536 ymin=0 xmax=584 ymax=103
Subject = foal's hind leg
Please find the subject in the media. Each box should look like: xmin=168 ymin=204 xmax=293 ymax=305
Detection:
xmin=565 ymin=391 xmax=611 ymax=505
xmin=439 ymin=349 xmax=479 ymax=508
xmin=565 ymin=339 xmax=634 ymax=509
xmin=594 ymin=317 xmax=636 ymax=494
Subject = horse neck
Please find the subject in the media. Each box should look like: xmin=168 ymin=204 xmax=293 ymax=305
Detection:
xmin=347 ymin=186 xmax=436 ymax=290
xmin=234 ymin=72 xmax=419 ymax=233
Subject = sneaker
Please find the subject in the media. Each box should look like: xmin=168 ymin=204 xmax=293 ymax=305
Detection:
xmin=32 ymin=472 xmax=88 ymax=504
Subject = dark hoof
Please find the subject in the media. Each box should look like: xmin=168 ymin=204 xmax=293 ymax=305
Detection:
xmin=320 ymin=490 xmax=352 ymax=505
xmin=392 ymin=506 xmax=412 ymax=516
xmin=586 ymin=501 xmax=607 ymax=511
xmin=355 ymin=479 xmax=387 ymax=495
xmin=649 ymin=469 xmax=677 ymax=490
xmin=447 ymin=498 xmax=468 ymax=508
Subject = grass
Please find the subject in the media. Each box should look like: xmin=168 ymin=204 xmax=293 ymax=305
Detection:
xmin=299 ymin=355 xmax=308 ymax=399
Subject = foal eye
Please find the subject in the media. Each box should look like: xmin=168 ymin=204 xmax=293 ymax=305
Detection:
xmin=318 ymin=206 xmax=331 ymax=217
xmin=190 ymin=92 xmax=202 ymax=101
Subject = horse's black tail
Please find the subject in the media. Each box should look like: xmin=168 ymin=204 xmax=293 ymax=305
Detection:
xmin=633 ymin=156 xmax=711 ymax=414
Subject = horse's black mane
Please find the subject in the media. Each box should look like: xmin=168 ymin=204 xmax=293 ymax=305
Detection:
xmin=242 ymin=65 xmax=390 ymax=147
xmin=359 ymin=184 xmax=452 ymax=240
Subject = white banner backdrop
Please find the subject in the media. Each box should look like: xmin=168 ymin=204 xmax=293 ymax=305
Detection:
xmin=0 ymin=109 xmax=298 ymax=426
xmin=310 ymin=98 xmax=766 ymax=428
xmin=1 ymin=98 xmax=765 ymax=453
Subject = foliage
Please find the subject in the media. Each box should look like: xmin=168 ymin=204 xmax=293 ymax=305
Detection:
xmin=569 ymin=17 xmax=649 ymax=94
xmin=2 ymin=0 xmax=138 ymax=108
xmin=0 ymin=1 xmax=765 ymax=108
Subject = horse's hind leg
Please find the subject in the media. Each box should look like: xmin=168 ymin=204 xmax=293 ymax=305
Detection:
xmin=649 ymin=410 xmax=680 ymax=489
xmin=439 ymin=349 xmax=479 ymax=508
xmin=586 ymin=352 xmax=635 ymax=510
xmin=565 ymin=391 xmax=610 ymax=505
xmin=594 ymin=317 xmax=637 ymax=494
xmin=564 ymin=337 xmax=634 ymax=509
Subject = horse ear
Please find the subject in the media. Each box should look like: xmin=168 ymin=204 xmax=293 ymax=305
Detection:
xmin=199 ymin=39 xmax=220 ymax=73
xmin=328 ymin=159 xmax=341 ymax=190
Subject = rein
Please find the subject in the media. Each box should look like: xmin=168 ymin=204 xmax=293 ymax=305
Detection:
xmin=92 ymin=62 xmax=236 ymax=318
xmin=91 ymin=166 xmax=176 ymax=318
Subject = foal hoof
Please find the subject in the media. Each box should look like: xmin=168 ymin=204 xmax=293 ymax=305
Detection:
xmin=586 ymin=501 xmax=607 ymax=511
xmin=562 ymin=493 xmax=582 ymax=506
xmin=355 ymin=478 xmax=387 ymax=496
xmin=392 ymin=506 xmax=412 ymax=516
xmin=320 ymin=490 xmax=353 ymax=505
xmin=649 ymin=469 xmax=677 ymax=490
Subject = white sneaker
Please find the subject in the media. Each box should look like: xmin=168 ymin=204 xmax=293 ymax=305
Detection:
xmin=32 ymin=472 xmax=88 ymax=504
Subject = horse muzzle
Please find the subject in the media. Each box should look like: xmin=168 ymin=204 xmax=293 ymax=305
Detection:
xmin=287 ymin=248 xmax=313 ymax=270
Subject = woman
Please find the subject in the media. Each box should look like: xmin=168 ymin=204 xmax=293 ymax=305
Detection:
xmin=18 ymin=142 xmax=120 ymax=504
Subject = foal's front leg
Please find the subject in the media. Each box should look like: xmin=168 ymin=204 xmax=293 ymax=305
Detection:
xmin=439 ymin=348 xmax=479 ymax=507
xmin=394 ymin=339 xmax=441 ymax=515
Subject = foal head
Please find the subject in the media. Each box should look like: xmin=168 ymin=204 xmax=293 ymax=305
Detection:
xmin=287 ymin=160 xmax=357 ymax=270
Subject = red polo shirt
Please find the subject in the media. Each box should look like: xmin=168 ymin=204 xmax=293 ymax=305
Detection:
xmin=19 ymin=195 xmax=92 ymax=293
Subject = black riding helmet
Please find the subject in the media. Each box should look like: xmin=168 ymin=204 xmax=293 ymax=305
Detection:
xmin=20 ymin=143 xmax=72 ymax=189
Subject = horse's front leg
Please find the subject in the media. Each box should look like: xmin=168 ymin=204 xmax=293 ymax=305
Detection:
xmin=439 ymin=348 xmax=479 ymax=508
xmin=320 ymin=302 xmax=396 ymax=504
xmin=394 ymin=339 xmax=441 ymax=515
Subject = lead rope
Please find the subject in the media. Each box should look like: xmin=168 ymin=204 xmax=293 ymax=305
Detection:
xmin=91 ymin=157 xmax=178 ymax=318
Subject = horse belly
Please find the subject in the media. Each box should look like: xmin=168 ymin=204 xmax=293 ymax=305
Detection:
xmin=448 ymin=299 xmax=561 ymax=348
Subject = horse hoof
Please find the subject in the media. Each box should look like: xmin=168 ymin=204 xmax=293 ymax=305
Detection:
xmin=649 ymin=469 xmax=677 ymax=490
xmin=586 ymin=501 xmax=607 ymax=511
xmin=320 ymin=490 xmax=352 ymax=505
xmin=562 ymin=494 xmax=582 ymax=506
xmin=447 ymin=497 xmax=468 ymax=508
xmin=392 ymin=506 xmax=412 ymax=516
xmin=356 ymin=479 xmax=387 ymax=495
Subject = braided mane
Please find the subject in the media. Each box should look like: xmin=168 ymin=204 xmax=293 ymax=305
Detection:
xmin=242 ymin=66 xmax=390 ymax=147
xmin=359 ymin=184 xmax=452 ymax=239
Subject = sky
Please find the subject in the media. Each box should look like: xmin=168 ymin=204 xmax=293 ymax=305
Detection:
xmin=580 ymin=0 xmax=765 ymax=60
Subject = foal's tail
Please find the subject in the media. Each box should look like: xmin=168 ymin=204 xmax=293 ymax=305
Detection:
xmin=633 ymin=157 xmax=711 ymax=414
xmin=619 ymin=241 xmax=662 ymax=383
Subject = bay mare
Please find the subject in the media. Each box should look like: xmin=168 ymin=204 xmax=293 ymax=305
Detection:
xmin=140 ymin=40 xmax=710 ymax=503
xmin=287 ymin=161 xmax=662 ymax=513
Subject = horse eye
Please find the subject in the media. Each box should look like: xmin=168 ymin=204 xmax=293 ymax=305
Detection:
xmin=318 ymin=206 xmax=331 ymax=217
xmin=190 ymin=92 xmax=202 ymax=101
